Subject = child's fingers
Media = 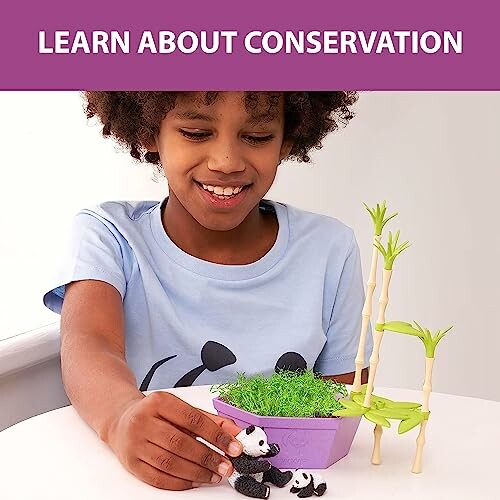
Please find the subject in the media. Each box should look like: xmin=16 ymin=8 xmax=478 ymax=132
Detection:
xmin=131 ymin=459 xmax=196 ymax=491
xmin=199 ymin=409 xmax=242 ymax=437
xmin=146 ymin=418 xmax=233 ymax=478
xmin=148 ymin=392 xmax=242 ymax=456
xmin=138 ymin=441 xmax=222 ymax=485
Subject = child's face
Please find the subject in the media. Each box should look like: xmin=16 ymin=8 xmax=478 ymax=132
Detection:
xmin=152 ymin=92 xmax=291 ymax=231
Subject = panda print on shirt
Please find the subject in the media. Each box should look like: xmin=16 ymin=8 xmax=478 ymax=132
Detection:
xmin=139 ymin=341 xmax=308 ymax=391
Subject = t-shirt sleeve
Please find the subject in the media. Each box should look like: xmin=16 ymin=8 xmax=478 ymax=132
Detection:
xmin=43 ymin=211 xmax=127 ymax=314
xmin=314 ymin=231 xmax=373 ymax=376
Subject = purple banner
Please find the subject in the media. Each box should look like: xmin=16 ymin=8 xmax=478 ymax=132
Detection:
xmin=1 ymin=0 xmax=499 ymax=89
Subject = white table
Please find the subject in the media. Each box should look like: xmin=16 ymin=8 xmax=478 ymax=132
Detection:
xmin=1 ymin=386 xmax=498 ymax=499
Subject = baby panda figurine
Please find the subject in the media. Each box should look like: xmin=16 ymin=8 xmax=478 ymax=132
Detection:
xmin=290 ymin=470 xmax=327 ymax=498
xmin=227 ymin=425 xmax=293 ymax=499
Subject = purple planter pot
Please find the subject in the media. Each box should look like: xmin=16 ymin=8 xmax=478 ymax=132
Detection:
xmin=213 ymin=397 xmax=361 ymax=469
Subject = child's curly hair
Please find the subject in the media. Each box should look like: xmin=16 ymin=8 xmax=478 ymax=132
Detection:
xmin=82 ymin=91 xmax=358 ymax=167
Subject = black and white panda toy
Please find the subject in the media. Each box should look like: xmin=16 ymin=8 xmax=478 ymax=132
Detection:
xmin=227 ymin=425 xmax=293 ymax=499
xmin=290 ymin=470 xmax=327 ymax=497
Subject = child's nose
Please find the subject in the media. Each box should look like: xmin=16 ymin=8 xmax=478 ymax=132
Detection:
xmin=207 ymin=141 xmax=245 ymax=174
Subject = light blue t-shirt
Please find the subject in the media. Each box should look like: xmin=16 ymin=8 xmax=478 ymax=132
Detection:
xmin=43 ymin=199 xmax=372 ymax=391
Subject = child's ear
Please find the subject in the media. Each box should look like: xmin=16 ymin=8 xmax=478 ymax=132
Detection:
xmin=279 ymin=139 xmax=293 ymax=162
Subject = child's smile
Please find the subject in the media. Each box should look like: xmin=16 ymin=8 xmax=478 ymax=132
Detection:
xmin=149 ymin=92 xmax=291 ymax=264
xmin=195 ymin=180 xmax=249 ymax=209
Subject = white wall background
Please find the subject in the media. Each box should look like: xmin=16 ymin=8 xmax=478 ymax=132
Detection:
xmin=1 ymin=92 xmax=499 ymax=402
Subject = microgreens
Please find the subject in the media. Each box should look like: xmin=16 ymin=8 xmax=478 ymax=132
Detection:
xmin=211 ymin=370 xmax=348 ymax=418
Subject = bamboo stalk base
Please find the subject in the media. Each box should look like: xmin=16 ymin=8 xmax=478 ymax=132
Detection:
xmin=371 ymin=424 xmax=383 ymax=465
xmin=411 ymin=420 xmax=427 ymax=473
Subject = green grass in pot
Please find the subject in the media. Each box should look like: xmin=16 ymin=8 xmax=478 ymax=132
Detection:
xmin=211 ymin=370 xmax=348 ymax=418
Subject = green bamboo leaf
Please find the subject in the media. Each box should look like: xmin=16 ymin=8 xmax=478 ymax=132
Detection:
xmin=373 ymin=241 xmax=387 ymax=257
xmin=364 ymin=201 xmax=398 ymax=235
xmin=370 ymin=407 xmax=413 ymax=419
xmin=382 ymin=212 xmax=398 ymax=228
xmin=332 ymin=408 xmax=367 ymax=417
xmin=395 ymin=241 xmax=411 ymax=253
xmin=364 ymin=411 xmax=391 ymax=428
xmin=440 ymin=326 xmax=453 ymax=336
xmin=398 ymin=413 xmax=425 ymax=434
xmin=363 ymin=203 xmax=376 ymax=223
xmin=391 ymin=230 xmax=400 ymax=247
xmin=355 ymin=388 xmax=395 ymax=407
xmin=358 ymin=385 xmax=395 ymax=404
xmin=351 ymin=393 xmax=366 ymax=405
xmin=412 ymin=321 xmax=426 ymax=335
xmin=384 ymin=400 xmax=421 ymax=409
xmin=383 ymin=321 xmax=422 ymax=337
xmin=435 ymin=332 xmax=446 ymax=344
xmin=338 ymin=399 xmax=362 ymax=411
xmin=371 ymin=394 xmax=395 ymax=404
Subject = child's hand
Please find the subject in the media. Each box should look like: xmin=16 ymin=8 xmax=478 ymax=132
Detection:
xmin=106 ymin=391 xmax=243 ymax=490
xmin=198 ymin=408 xmax=243 ymax=436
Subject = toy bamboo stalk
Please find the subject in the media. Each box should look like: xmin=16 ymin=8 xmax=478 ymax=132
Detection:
xmin=353 ymin=236 xmax=379 ymax=392
xmin=363 ymin=268 xmax=392 ymax=408
xmin=412 ymin=357 xmax=433 ymax=473
xmin=364 ymin=267 xmax=391 ymax=466
xmin=363 ymin=231 xmax=409 ymax=467
xmin=362 ymin=231 xmax=409 ymax=409
xmin=372 ymin=424 xmax=383 ymax=465
xmin=353 ymin=202 xmax=397 ymax=393
xmin=421 ymin=357 xmax=434 ymax=413
xmin=411 ymin=323 xmax=452 ymax=474
xmin=412 ymin=420 xmax=428 ymax=473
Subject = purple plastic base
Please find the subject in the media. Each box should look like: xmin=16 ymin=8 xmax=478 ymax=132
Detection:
xmin=213 ymin=397 xmax=361 ymax=469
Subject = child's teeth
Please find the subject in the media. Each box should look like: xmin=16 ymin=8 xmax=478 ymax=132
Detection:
xmin=201 ymin=184 xmax=245 ymax=197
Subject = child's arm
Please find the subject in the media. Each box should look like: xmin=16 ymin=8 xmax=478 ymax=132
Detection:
xmin=321 ymin=368 xmax=368 ymax=385
xmin=60 ymin=280 xmax=242 ymax=490
xmin=315 ymin=230 xmax=373 ymax=383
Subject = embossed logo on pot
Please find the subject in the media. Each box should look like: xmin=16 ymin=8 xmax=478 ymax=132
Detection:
xmin=283 ymin=431 xmax=308 ymax=452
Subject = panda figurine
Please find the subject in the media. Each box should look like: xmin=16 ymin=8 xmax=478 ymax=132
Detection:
xmin=227 ymin=425 xmax=293 ymax=499
xmin=290 ymin=470 xmax=327 ymax=498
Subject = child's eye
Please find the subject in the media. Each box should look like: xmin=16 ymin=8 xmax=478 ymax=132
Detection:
xmin=243 ymin=134 xmax=274 ymax=145
xmin=180 ymin=129 xmax=211 ymax=141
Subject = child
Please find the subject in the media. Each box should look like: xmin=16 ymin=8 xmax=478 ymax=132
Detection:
xmin=43 ymin=91 xmax=372 ymax=491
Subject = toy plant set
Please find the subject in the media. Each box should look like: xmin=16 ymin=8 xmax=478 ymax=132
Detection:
xmin=212 ymin=370 xmax=360 ymax=471
xmin=212 ymin=201 xmax=452 ymax=497
xmin=334 ymin=201 xmax=452 ymax=474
